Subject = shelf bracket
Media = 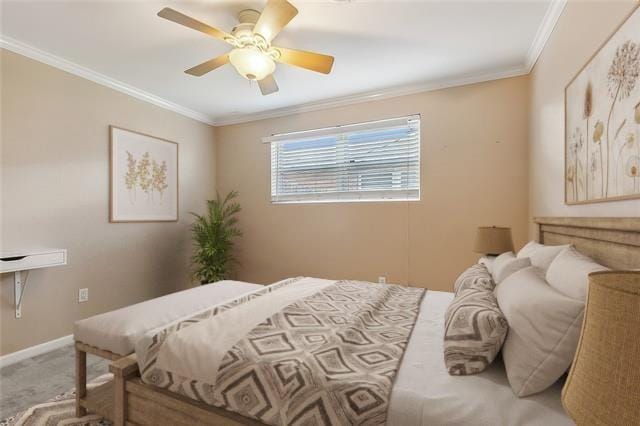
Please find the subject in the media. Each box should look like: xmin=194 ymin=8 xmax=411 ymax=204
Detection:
xmin=15 ymin=271 xmax=23 ymax=319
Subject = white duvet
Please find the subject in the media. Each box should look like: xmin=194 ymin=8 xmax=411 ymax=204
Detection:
xmin=388 ymin=290 xmax=573 ymax=426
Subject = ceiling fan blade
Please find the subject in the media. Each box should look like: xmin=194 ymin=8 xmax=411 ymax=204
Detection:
xmin=253 ymin=0 xmax=298 ymax=43
xmin=158 ymin=8 xmax=234 ymax=44
xmin=274 ymin=47 xmax=334 ymax=74
xmin=185 ymin=54 xmax=230 ymax=76
xmin=258 ymin=74 xmax=279 ymax=95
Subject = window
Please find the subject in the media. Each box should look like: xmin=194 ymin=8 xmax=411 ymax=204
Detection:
xmin=267 ymin=115 xmax=420 ymax=203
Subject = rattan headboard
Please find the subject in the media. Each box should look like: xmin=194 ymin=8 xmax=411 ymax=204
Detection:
xmin=534 ymin=217 xmax=640 ymax=270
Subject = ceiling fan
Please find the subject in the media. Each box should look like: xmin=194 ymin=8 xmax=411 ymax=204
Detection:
xmin=157 ymin=0 xmax=335 ymax=96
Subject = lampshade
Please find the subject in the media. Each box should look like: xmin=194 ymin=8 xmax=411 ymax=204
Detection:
xmin=229 ymin=47 xmax=275 ymax=81
xmin=562 ymin=271 xmax=640 ymax=425
xmin=473 ymin=226 xmax=514 ymax=255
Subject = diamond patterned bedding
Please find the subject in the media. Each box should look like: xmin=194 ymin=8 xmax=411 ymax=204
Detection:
xmin=136 ymin=277 xmax=425 ymax=425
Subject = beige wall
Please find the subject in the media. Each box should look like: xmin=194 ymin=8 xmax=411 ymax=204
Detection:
xmin=0 ymin=50 xmax=216 ymax=355
xmin=3 ymin=0 xmax=637 ymax=357
xmin=529 ymin=0 xmax=640 ymax=237
xmin=216 ymin=76 xmax=530 ymax=291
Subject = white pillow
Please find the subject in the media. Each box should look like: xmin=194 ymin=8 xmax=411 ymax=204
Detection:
xmin=491 ymin=252 xmax=531 ymax=283
xmin=517 ymin=241 xmax=570 ymax=273
xmin=530 ymin=244 xmax=570 ymax=272
xmin=546 ymin=246 xmax=609 ymax=301
xmin=496 ymin=266 xmax=585 ymax=397
xmin=517 ymin=240 xmax=543 ymax=259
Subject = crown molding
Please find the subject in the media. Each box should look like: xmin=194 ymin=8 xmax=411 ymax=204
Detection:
xmin=0 ymin=35 xmax=217 ymax=126
xmin=214 ymin=65 xmax=529 ymax=126
xmin=215 ymin=0 xmax=566 ymax=126
xmin=525 ymin=0 xmax=567 ymax=72
xmin=1 ymin=1 xmax=564 ymax=127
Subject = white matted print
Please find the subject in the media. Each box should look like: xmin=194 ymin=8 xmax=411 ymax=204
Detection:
xmin=110 ymin=126 xmax=178 ymax=222
xmin=565 ymin=5 xmax=640 ymax=204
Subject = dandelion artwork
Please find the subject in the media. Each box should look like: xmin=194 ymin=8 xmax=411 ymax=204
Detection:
xmin=565 ymin=6 xmax=640 ymax=204
xmin=110 ymin=126 xmax=178 ymax=221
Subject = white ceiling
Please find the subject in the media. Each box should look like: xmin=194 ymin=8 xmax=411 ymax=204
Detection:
xmin=0 ymin=0 xmax=562 ymax=125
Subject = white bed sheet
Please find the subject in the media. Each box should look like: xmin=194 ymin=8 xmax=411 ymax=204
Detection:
xmin=387 ymin=290 xmax=573 ymax=426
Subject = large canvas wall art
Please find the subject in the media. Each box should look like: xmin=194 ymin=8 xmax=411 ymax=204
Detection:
xmin=110 ymin=126 xmax=179 ymax=222
xmin=565 ymin=5 xmax=640 ymax=204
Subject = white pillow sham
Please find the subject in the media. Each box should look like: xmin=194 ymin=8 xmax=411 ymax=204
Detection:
xmin=517 ymin=240 xmax=543 ymax=259
xmin=546 ymin=246 xmax=608 ymax=301
xmin=496 ymin=266 xmax=585 ymax=397
xmin=517 ymin=240 xmax=570 ymax=273
xmin=491 ymin=252 xmax=531 ymax=283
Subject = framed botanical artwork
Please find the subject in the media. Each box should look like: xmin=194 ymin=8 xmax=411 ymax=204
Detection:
xmin=110 ymin=126 xmax=179 ymax=222
xmin=565 ymin=4 xmax=640 ymax=205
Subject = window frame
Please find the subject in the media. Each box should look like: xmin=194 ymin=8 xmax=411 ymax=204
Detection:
xmin=266 ymin=115 xmax=421 ymax=204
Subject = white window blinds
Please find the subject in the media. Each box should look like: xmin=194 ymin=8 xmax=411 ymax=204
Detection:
xmin=267 ymin=115 xmax=420 ymax=203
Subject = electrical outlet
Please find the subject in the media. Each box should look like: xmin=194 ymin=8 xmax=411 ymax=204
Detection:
xmin=78 ymin=288 xmax=89 ymax=303
xmin=378 ymin=276 xmax=387 ymax=284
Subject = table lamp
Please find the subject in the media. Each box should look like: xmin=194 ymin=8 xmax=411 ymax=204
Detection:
xmin=562 ymin=271 xmax=640 ymax=425
xmin=473 ymin=226 xmax=514 ymax=256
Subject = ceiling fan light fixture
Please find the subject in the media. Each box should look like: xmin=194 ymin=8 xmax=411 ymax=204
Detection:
xmin=229 ymin=47 xmax=275 ymax=81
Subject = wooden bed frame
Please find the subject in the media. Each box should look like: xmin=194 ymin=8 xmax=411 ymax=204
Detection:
xmin=81 ymin=217 xmax=639 ymax=426
xmin=535 ymin=217 xmax=640 ymax=270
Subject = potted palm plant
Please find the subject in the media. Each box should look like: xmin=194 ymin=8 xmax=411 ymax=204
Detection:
xmin=190 ymin=191 xmax=242 ymax=284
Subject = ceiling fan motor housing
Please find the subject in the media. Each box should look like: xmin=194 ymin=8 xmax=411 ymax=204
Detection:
xmin=231 ymin=10 xmax=270 ymax=51
xmin=237 ymin=9 xmax=260 ymax=25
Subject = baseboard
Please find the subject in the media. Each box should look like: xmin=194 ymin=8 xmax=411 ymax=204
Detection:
xmin=0 ymin=334 xmax=73 ymax=369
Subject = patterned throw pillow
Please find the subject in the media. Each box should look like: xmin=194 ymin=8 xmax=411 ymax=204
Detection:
xmin=453 ymin=264 xmax=495 ymax=294
xmin=444 ymin=288 xmax=508 ymax=375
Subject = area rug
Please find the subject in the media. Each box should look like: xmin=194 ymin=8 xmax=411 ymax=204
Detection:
xmin=0 ymin=374 xmax=112 ymax=426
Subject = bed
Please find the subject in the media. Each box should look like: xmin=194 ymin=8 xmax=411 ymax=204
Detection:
xmin=90 ymin=217 xmax=640 ymax=425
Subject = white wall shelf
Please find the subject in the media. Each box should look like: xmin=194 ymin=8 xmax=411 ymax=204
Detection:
xmin=1 ymin=249 xmax=67 ymax=318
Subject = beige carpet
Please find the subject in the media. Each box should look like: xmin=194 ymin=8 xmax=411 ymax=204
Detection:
xmin=1 ymin=375 xmax=112 ymax=426
xmin=0 ymin=344 xmax=109 ymax=417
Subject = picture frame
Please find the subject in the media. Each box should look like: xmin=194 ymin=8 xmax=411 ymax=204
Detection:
xmin=564 ymin=4 xmax=640 ymax=205
xmin=109 ymin=126 xmax=179 ymax=222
